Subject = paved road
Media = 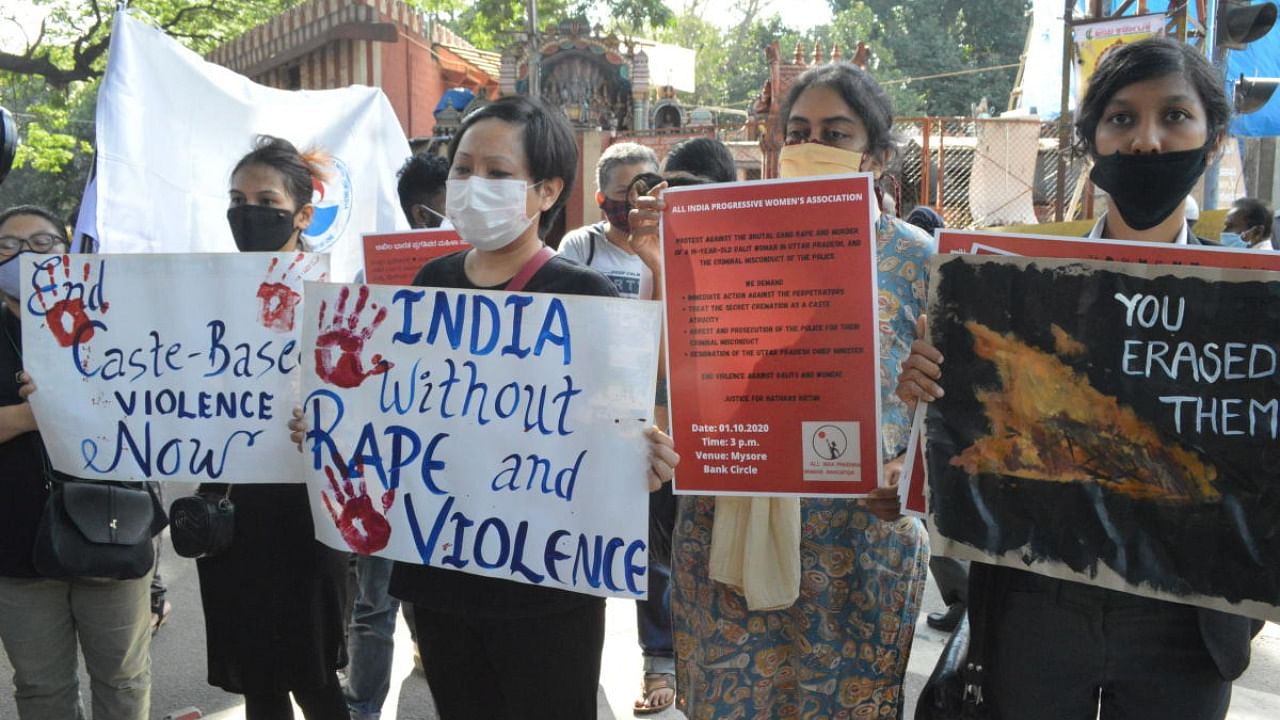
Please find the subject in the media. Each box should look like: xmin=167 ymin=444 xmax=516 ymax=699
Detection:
xmin=3 ymin=536 xmax=1278 ymax=719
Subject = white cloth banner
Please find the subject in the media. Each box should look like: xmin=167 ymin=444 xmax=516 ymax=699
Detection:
xmin=21 ymin=253 xmax=329 ymax=483
xmin=968 ymin=119 xmax=1042 ymax=227
xmin=299 ymin=282 xmax=661 ymax=599
xmin=93 ymin=13 xmax=410 ymax=280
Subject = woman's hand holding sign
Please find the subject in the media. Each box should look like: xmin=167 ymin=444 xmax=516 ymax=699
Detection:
xmin=896 ymin=314 xmax=944 ymax=406
xmin=646 ymin=426 xmax=679 ymax=491
xmin=0 ymin=372 xmax=38 ymax=444
xmin=289 ymin=406 xmax=308 ymax=451
xmin=864 ymin=454 xmax=905 ymax=522
xmin=627 ymin=179 xmax=667 ymax=279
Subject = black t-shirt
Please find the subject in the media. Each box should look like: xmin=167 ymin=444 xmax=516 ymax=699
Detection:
xmin=388 ymin=250 xmax=620 ymax=618
xmin=0 ymin=304 xmax=54 ymax=578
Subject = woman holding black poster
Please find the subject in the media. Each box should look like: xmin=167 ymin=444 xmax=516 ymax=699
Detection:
xmin=897 ymin=36 xmax=1260 ymax=720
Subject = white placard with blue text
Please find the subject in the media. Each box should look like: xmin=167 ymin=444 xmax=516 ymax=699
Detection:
xmin=21 ymin=253 xmax=329 ymax=482
xmin=299 ymin=282 xmax=662 ymax=599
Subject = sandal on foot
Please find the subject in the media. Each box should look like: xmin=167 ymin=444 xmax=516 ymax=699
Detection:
xmin=150 ymin=600 xmax=172 ymax=636
xmin=633 ymin=672 xmax=675 ymax=716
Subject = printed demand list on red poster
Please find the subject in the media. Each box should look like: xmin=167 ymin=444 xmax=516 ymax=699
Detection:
xmin=663 ymin=174 xmax=882 ymax=496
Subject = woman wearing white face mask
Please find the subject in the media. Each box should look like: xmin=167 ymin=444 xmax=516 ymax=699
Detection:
xmin=385 ymin=95 xmax=681 ymax=720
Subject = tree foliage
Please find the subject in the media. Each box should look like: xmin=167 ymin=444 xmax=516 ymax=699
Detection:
xmin=1 ymin=0 xmax=1029 ymax=215
xmin=405 ymin=0 xmax=672 ymax=51
xmin=0 ymin=0 xmax=302 ymax=214
xmin=830 ymin=0 xmax=1031 ymax=116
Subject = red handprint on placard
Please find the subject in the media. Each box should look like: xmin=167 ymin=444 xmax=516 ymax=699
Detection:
xmin=256 ymin=253 xmax=319 ymax=332
xmin=34 ymin=255 xmax=107 ymax=348
xmin=314 ymin=285 xmax=393 ymax=388
xmin=322 ymin=454 xmax=394 ymax=554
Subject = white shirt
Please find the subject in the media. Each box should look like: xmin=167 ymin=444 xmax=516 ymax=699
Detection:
xmin=1087 ymin=212 xmax=1189 ymax=245
xmin=558 ymin=222 xmax=654 ymax=300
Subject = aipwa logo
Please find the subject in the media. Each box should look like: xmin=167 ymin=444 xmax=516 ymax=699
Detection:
xmin=811 ymin=424 xmax=849 ymax=460
xmin=303 ymin=156 xmax=353 ymax=253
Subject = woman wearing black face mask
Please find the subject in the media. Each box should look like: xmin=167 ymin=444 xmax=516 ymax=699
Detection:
xmin=898 ymin=37 xmax=1259 ymax=720
xmin=196 ymin=136 xmax=350 ymax=720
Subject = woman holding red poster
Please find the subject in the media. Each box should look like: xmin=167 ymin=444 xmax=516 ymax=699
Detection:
xmin=670 ymin=62 xmax=934 ymax=718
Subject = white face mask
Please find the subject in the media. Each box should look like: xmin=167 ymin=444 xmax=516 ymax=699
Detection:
xmin=445 ymin=177 xmax=538 ymax=251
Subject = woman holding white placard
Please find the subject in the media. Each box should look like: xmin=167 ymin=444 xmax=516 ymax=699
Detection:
xmin=196 ymin=136 xmax=350 ymax=720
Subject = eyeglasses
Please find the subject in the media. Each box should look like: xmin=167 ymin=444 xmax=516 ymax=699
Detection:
xmin=0 ymin=233 xmax=68 ymax=254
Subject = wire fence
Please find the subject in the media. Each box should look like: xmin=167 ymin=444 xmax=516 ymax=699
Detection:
xmin=894 ymin=117 xmax=1089 ymax=228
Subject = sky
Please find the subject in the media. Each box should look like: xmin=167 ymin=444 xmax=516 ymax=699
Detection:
xmin=0 ymin=0 xmax=834 ymax=54
xmin=667 ymin=0 xmax=834 ymax=31
xmin=0 ymin=4 xmax=51 ymax=55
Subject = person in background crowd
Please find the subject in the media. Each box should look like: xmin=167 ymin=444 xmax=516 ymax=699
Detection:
xmin=150 ymin=547 xmax=172 ymax=634
xmin=898 ymin=37 xmax=1262 ymax=720
xmin=197 ymin=136 xmax=350 ymax=720
xmin=902 ymin=203 xmax=969 ymax=634
xmin=397 ymin=153 xmax=450 ymax=230
xmin=377 ymin=95 xmax=680 ymax=720
xmin=905 ymin=205 xmax=945 ymax=238
xmin=670 ymin=61 xmax=932 ymax=718
xmin=1221 ymin=196 xmax=1273 ymax=250
xmin=0 ymin=205 xmax=154 ymax=720
xmin=662 ymin=137 xmax=737 ymax=184
xmin=343 ymin=153 xmax=450 ymax=720
xmin=559 ymin=142 xmax=659 ymax=298
xmin=558 ymin=139 xmax=681 ymax=714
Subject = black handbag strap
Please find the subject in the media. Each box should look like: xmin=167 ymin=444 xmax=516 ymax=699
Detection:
xmin=0 ymin=310 xmax=60 ymax=489
xmin=2 ymin=308 xmax=166 ymax=520
xmin=963 ymin=562 xmax=1008 ymax=706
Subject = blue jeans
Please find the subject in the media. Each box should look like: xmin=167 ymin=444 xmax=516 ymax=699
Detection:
xmin=636 ymin=560 xmax=674 ymax=674
xmin=345 ymin=555 xmax=399 ymax=718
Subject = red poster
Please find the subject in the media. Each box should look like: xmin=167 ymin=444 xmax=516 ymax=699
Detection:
xmin=361 ymin=229 xmax=466 ymax=285
xmin=899 ymin=229 xmax=1280 ymax=516
xmin=899 ymin=406 xmax=928 ymax=517
xmin=663 ymin=175 xmax=881 ymax=496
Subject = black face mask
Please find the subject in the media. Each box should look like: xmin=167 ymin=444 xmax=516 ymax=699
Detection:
xmin=1089 ymin=144 xmax=1210 ymax=231
xmin=227 ymin=205 xmax=297 ymax=252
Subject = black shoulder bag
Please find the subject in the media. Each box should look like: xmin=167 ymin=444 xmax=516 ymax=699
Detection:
xmin=33 ymin=479 xmax=164 ymax=579
xmin=168 ymin=485 xmax=235 ymax=559
xmin=3 ymin=310 xmax=165 ymax=580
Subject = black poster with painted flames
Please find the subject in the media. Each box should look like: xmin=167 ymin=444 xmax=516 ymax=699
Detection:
xmin=925 ymin=254 xmax=1280 ymax=620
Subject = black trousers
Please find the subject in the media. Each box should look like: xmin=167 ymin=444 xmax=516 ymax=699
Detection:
xmin=243 ymin=677 xmax=347 ymax=720
xmin=928 ymin=555 xmax=968 ymax=607
xmin=414 ymin=600 xmax=605 ymax=720
xmin=989 ymin=570 xmax=1230 ymax=720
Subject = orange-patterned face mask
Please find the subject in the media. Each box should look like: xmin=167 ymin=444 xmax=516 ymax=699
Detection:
xmin=779 ymin=141 xmax=863 ymax=179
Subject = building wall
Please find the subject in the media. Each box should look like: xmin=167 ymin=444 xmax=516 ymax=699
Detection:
xmin=377 ymin=31 xmax=442 ymax=138
xmin=232 ymin=33 xmax=444 ymax=140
